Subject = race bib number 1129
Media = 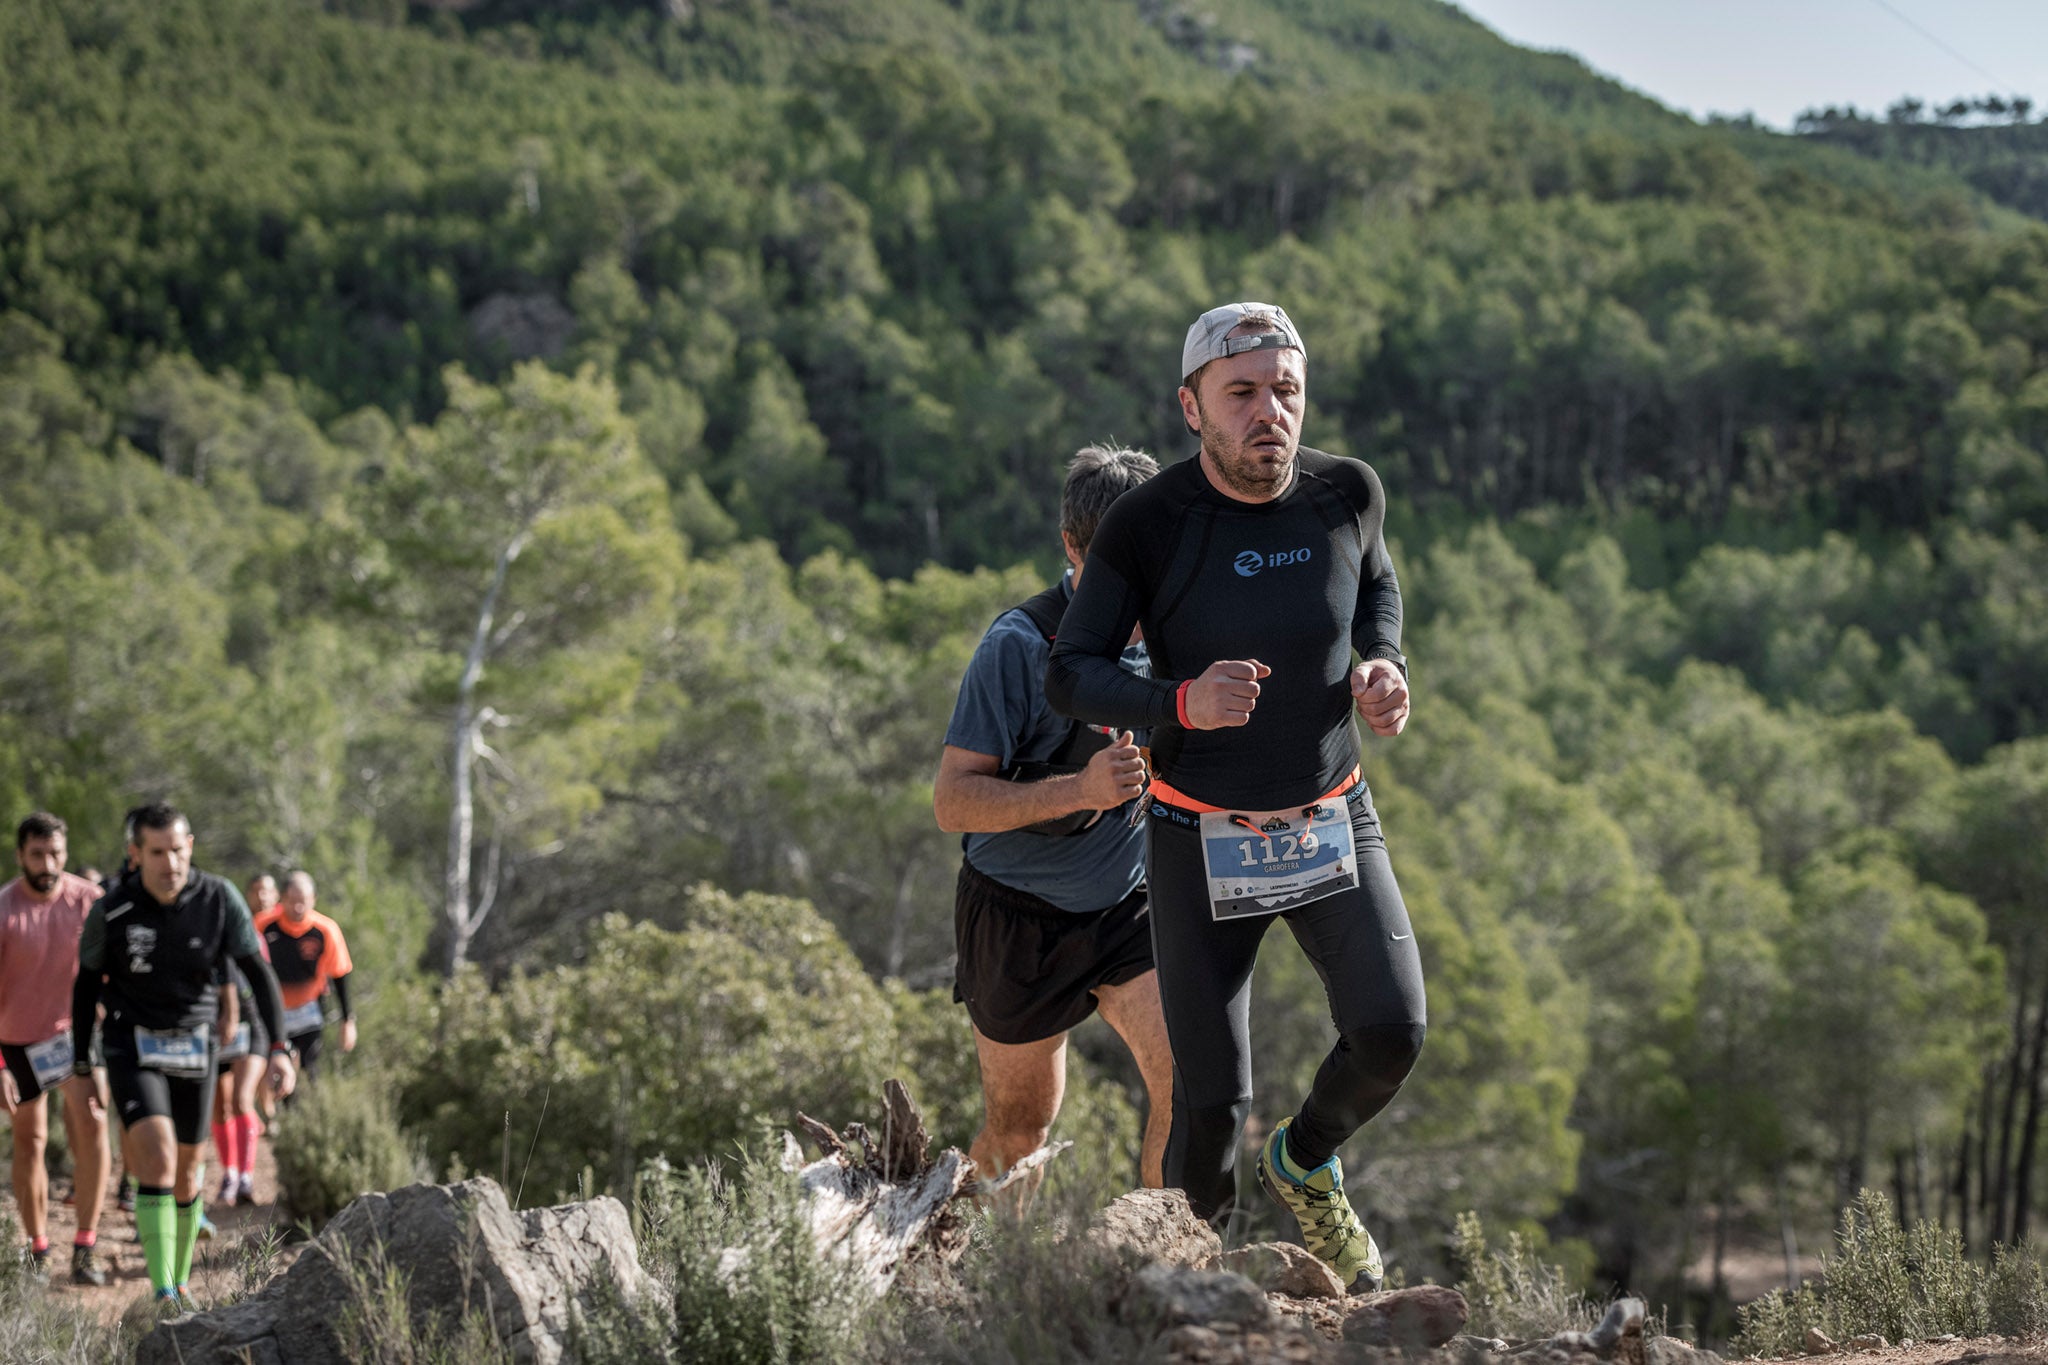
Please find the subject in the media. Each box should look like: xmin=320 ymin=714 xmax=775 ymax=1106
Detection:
xmin=1198 ymin=799 xmax=1359 ymax=921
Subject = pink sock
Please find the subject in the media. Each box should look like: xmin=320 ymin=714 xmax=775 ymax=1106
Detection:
xmin=30 ymin=1235 xmax=47 ymax=1253
xmin=213 ymin=1121 xmax=236 ymax=1174
xmin=73 ymin=1229 xmax=95 ymax=1248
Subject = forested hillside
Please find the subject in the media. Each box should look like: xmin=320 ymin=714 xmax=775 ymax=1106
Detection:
xmin=5 ymin=0 xmax=2048 ymax=1332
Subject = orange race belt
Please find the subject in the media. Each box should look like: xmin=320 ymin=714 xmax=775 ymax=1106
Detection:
xmin=1143 ymin=765 xmax=1361 ymax=827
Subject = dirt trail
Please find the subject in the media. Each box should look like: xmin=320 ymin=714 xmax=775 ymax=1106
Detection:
xmin=9 ymin=1118 xmax=307 ymax=1321
xmin=1762 ymin=1335 xmax=2048 ymax=1365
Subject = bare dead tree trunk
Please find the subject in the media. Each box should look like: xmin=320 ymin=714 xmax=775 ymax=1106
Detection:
xmin=1977 ymin=1062 xmax=1998 ymax=1246
xmin=1776 ymin=1162 xmax=1802 ymax=1291
xmin=1938 ymin=1137 xmax=1955 ymax=1232
xmin=1993 ymin=959 xmax=2032 ymax=1244
xmin=443 ymin=533 xmax=525 ymax=975
xmin=1273 ymin=169 xmax=1296 ymax=235
xmin=1710 ymin=1179 xmax=1732 ymax=1305
xmin=2012 ymin=966 xmax=2048 ymax=1244
xmin=1673 ymin=1166 xmax=1698 ymax=1325
xmin=883 ymin=857 xmax=920 ymax=980
xmin=1912 ymin=1127 xmax=1931 ymax=1226
xmin=1958 ymin=1125 xmax=1974 ymax=1254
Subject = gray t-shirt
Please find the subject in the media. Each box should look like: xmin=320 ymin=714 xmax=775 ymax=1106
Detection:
xmin=943 ymin=578 xmax=1149 ymax=913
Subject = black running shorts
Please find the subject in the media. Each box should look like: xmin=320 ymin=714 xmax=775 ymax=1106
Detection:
xmin=104 ymin=1045 xmax=217 ymax=1146
xmin=291 ymin=1027 xmax=325 ymax=1081
xmin=0 ymin=1042 xmax=54 ymax=1105
xmin=952 ymin=861 xmax=1154 ymax=1046
xmin=0 ymin=1032 xmax=100 ymax=1105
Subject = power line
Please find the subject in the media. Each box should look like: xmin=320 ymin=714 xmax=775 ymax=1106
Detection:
xmin=1864 ymin=0 xmax=2010 ymax=93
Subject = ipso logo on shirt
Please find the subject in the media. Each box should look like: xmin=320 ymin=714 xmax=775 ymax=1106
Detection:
xmin=1233 ymin=547 xmax=1312 ymax=577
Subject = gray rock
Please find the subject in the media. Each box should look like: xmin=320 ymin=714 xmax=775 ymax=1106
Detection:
xmin=1125 ymin=1263 xmax=1275 ymax=1331
xmin=1647 ymin=1335 xmax=1725 ymax=1365
xmin=1342 ymin=1285 xmax=1471 ymax=1349
xmin=137 ymin=1178 xmax=652 ymax=1365
xmin=1089 ymin=1187 xmax=1223 ymax=1269
xmin=1805 ymin=1327 xmax=1836 ymax=1355
xmin=1220 ymin=1241 xmax=1346 ymax=1300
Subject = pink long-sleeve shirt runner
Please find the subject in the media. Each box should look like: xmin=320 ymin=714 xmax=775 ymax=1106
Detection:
xmin=0 ymin=871 xmax=100 ymax=1045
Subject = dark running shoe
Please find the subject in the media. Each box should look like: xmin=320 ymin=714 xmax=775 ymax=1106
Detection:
xmin=70 ymin=1244 xmax=107 ymax=1287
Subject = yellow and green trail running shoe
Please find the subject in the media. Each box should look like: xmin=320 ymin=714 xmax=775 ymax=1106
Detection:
xmin=1255 ymin=1118 xmax=1384 ymax=1293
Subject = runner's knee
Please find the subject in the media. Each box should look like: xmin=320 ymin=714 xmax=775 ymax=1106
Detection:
xmin=1343 ymin=1021 xmax=1426 ymax=1089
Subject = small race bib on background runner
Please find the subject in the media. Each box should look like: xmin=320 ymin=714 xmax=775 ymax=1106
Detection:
xmin=135 ymin=1025 xmax=210 ymax=1077
xmin=25 ymin=1031 xmax=74 ymax=1090
xmin=1198 ymin=799 xmax=1359 ymax=921
xmin=219 ymin=1023 xmax=252 ymax=1060
xmin=283 ymin=1000 xmax=324 ymax=1036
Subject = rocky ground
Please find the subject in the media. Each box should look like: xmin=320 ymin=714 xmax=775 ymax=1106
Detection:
xmin=1763 ymin=1334 xmax=2048 ymax=1365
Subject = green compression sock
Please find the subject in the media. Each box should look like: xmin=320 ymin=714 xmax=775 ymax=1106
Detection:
xmin=133 ymin=1189 xmax=176 ymax=1293
xmin=173 ymin=1196 xmax=200 ymax=1288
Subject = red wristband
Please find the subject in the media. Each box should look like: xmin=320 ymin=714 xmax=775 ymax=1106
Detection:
xmin=1175 ymin=679 xmax=1194 ymax=729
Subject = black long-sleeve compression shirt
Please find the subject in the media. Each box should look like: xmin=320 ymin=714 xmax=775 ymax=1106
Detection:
xmin=73 ymin=871 xmax=290 ymax=1062
xmin=1046 ymin=447 xmax=1403 ymax=810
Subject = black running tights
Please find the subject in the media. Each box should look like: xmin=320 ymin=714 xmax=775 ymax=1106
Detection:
xmin=1147 ymin=786 xmax=1427 ymax=1223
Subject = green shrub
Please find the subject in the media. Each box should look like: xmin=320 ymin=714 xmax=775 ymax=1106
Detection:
xmin=1817 ymin=1191 xmax=1917 ymax=1343
xmin=1733 ymin=1280 xmax=1826 ymax=1360
xmin=274 ymin=1071 xmax=430 ymax=1229
xmin=1735 ymin=1190 xmax=2047 ymax=1356
xmin=398 ymin=893 xmax=911 ymax=1204
xmin=1451 ymin=1210 xmax=1599 ymax=1341
xmin=643 ymin=1155 xmax=874 ymax=1365
xmin=1987 ymin=1242 xmax=2048 ymax=1338
xmin=395 ymin=892 xmax=1157 ymax=1212
xmin=564 ymin=1273 xmax=678 ymax=1365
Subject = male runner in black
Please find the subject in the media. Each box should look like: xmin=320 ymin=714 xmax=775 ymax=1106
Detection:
xmin=73 ymin=802 xmax=295 ymax=1309
xmin=1046 ymin=302 xmax=1422 ymax=1289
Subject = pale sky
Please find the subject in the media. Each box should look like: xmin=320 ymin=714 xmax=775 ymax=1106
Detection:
xmin=1452 ymin=0 xmax=2048 ymax=130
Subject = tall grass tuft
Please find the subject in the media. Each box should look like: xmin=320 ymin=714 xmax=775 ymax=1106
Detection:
xmin=325 ymin=1232 xmax=510 ymax=1365
xmin=0 ymin=1206 xmax=143 ymax=1362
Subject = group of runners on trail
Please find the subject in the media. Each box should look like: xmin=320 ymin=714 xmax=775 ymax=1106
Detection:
xmin=0 ymin=805 xmax=358 ymax=1309
xmin=939 ymin=301 xmax=1422 ymax=1292
xmin=5 ymin=297 xmax=1407 ymax=1308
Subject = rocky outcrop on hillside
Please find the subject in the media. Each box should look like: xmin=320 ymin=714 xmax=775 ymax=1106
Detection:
xmin=133 ymin=1083 xmax=1736 ymax=1365
xmin=136 ymin=1178 xmax=651 ymax=1365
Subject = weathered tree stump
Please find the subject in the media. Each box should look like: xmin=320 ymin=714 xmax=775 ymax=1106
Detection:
xmin=779 ymin=1079 xmax=1067 ymax=1296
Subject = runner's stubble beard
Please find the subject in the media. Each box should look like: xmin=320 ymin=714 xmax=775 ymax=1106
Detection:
xmin=1200 ymin=409 xmax=1296 ymax=499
